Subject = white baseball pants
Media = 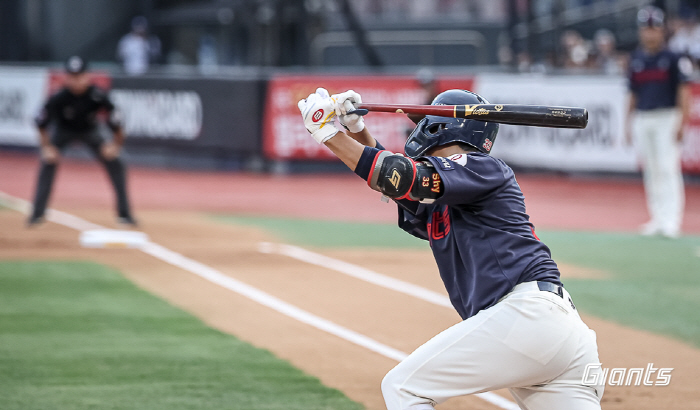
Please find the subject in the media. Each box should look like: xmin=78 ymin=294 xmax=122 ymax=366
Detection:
xmin=633 ymin=108 xmax=685 ymax=236
xmin=381 ymin=282 xmax=604 ymax=410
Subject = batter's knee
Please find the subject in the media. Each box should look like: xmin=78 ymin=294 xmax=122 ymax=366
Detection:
xmin=381 ymin=366 xmax=435 ymax=410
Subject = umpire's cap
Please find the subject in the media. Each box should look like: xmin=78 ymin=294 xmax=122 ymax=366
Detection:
xmin=637 ymin=6 xmax=665 ymax=28
xmin=65 ymin=56 xmax=88 ymax=74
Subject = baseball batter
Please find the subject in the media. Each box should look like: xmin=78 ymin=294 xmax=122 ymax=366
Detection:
xmin=298 ymin=88 xmax=604 ymax=410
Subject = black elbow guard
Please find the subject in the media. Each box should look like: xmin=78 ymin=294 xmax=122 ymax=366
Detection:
xmin=368 ymin=152 xmax=442 ymax=202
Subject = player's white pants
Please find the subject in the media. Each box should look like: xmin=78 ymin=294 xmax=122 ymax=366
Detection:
xmin=633 ymin=108 xmax=685 ymax=236
xmin=381 ymin=282 xmax=604 ymax=410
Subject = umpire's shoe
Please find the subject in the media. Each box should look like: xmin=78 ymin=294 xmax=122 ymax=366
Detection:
xmin=26 ymin=215 xmax=46 ymax=228
xmin=117 ymin=215 xmax=138 ymax=227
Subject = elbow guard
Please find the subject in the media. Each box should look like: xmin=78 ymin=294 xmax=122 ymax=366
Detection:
xmin=368 ymin=152 xmax=443 ymax=202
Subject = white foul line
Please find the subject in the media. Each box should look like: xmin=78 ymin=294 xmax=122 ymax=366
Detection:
xmin=139 ymin=241 xmax=408 ymax=362
xmin=0 ymin=191 xmax=103 ymax=231
xmin=258 ymin=242 xmax=453 ymax=308
xmin=0 ymin=191 xmax=518 ymax=410
xmin=257 ymin=242 xmax=518 ymax=409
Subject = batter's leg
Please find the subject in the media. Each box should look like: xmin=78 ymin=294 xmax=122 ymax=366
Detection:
xmin=28 ymin=161 xmax=58 ymax=223
xmin=509 ymin=319 xmax=604 ymax=410
xmin=380 ymin=287 xmax=602 ymax=410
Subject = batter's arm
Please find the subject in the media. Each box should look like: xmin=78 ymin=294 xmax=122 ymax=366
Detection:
xmin=345 ymin=127 xmax=379 ymax=148
xmin=324 ymin=132 xmax=365 ymax=170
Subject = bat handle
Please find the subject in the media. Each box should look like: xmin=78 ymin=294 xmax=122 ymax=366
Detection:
xmin=346 ymin=109 xmax=369 ymax=116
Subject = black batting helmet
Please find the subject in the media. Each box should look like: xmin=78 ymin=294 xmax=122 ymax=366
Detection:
xmin=404 ymin=89 xmax=499 ymax=159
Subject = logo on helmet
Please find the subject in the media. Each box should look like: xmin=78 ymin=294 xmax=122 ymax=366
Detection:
xmin=483 ymin=138 xmax=493 ymax=151
xmin=312 ymin=109 xmax=324 ymax=122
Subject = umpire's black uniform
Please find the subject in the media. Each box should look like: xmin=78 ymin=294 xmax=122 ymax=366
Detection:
xmin=28 ymin=57 xmax=135 ymax=226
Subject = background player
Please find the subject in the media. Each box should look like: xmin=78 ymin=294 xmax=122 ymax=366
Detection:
xmin=627 ymin=5 xmax=691 ymax=238
xmin=298 ymin=88 xmax=604 ymax=410
xmin=28 ymin=56 xmax=136 ymax=227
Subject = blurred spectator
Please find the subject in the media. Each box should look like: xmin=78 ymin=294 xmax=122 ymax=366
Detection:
xmin=559 ymin=30 xmax=591 ymax=69
xmin=516 ymin=51 xmax=533 ymax=72
xmin=416 ymin=68 xmax=439 ymax=104
xmin=590 ymin=29 xmax=624 ymax=74
xmin=351 ymin=0 xmax=507 ymax=21
xmin=668 ymin=15 xmax=700 ymax=65
xmin=405 ymin=68 xmax=439 ymax=133
xmin=117 ymin=16 xmax=161 ymax=75
xmin=626 ymin=6 xmax=692 ymax=238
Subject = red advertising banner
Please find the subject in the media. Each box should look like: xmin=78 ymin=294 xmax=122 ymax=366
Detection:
xmin=682 ymin=82 xmax=700 ymax=173
xmin=262 ymin=75 xmax=474 ymax=160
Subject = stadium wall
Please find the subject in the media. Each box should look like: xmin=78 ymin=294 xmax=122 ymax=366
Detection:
xmin=1 ymin=65 xmax=699 ymax=174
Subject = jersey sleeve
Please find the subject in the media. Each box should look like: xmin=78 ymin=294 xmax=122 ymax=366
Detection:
xmin=92 ymin=88 xmax=122 ymax=131
xmin=396 ymin=200 xmax=429 ymax=240
xmin=673 ymin=53 xmax=692 ymax=85
xmin=423 ymin=154 xmax=507 ymax=206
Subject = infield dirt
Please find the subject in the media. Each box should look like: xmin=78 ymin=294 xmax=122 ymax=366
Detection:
xmin=2 ymin=152 xmax=700 ymax=409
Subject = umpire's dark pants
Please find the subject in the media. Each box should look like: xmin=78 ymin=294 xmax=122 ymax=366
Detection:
xmin=30 ymin=129 xmax=132 ymax=220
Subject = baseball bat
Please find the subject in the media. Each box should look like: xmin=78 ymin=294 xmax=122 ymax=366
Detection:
xmin=349 ymin=103 xmax=588 ymax=129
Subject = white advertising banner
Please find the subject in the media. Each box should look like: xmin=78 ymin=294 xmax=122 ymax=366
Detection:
xmin=0 ymin=67 xmax=48 ymax=146
xmin=475 ymin=74 xmax=637 ymax=172
xmin=111 ymin=89 xmax=203 ymax=141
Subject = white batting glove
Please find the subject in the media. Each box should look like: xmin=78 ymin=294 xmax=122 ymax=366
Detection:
xmin=298 ymin=88 xmax=340 ymax=144
xmin=332 ymin=90 xmax=365 ymax=133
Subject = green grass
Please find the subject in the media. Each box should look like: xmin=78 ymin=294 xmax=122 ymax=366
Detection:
xmin=215 ymin=215 xmax=700 ymax=347
xmin=0 ymin=260 xmax=363 ymax=410
xmin=538 ymin=231 xmax=700 ymax=347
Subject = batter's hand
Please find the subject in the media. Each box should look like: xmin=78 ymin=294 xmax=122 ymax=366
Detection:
xmin=100 ymin=142 xmax=121 ymax=160
xmin=40 ymin=144 xmax=60 ymax=163
xmin=332 ymin=90 xmax=365 ymax=133
xmin=298 ymin=88 xmax=340 ymax=144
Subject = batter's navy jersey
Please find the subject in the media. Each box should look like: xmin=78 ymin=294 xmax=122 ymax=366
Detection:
xmin=628 ymin=48 xmax=689 ymax=111
xmin=397 ymin=153 xmax=561 ymax=320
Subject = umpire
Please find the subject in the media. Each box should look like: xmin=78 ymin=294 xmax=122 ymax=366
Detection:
xmin=28 ymin=56 xmax=136 ymax=226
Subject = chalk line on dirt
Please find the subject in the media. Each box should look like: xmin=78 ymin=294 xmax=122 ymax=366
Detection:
xmin=257 ymin=242 xmax=453 ymax=308
xmin=0 ymin=191 xmax=518 ymax=410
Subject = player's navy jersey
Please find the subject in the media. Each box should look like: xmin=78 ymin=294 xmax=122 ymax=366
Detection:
xmin=36 ymin=86 xmax=119 ymax=132
xmin=628 ymin=48 xmax=689 ymax=111
xmin=397 ymin=153 xmax=561 ymax=320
